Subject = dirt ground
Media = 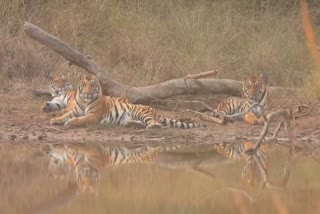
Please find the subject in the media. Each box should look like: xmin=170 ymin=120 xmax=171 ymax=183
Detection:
xmin=0 ymin=89 xmax=319 ymax=147
xmin=1 ymin=88 xmax=320 ymax=214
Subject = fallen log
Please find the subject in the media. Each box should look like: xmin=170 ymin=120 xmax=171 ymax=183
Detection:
xmin=24 ymin=22 xmax=296 ymax=104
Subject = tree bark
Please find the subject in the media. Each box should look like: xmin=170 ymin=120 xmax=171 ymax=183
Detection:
xmin=24 ymin=22 xmax=295 ymax=104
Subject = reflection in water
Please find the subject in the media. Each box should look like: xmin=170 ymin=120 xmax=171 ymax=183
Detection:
xmin=2 ymin=141 xmax=320 ymax=214
xmin=45 ymin=142 xmax=268 ymax=195
xmin=46 ymin=143 xmax=162 ymax=194
xmin=44 ymin=141 xmax=269 ymax=196
xmin=214 ymin=141 xmax=269 ymax=187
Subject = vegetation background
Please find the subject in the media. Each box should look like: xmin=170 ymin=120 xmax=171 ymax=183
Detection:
xmin=0 ymin=0 xmax=320 ymax=97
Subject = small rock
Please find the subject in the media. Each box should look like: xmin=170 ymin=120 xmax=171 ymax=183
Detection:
xmin=9 ymin=135 xmax=17 ymax=141
xmin=37 ymin=135 xmax=45 ymax=141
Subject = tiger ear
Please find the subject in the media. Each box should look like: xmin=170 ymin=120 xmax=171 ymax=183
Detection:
xmin=93 ymin=74 xmax=99 ymax=82
xmin=257 ymin=72 xmax=264 ymax=79
xmin=242 ymin=73 xmax=250 ymax=82
xmin=78 ymin=74 xmax=84 ymax=81
xmin=257 ymin=72 xmax=267 ymax=84
xmin=48 ymin=73 xmax=54 ymax=81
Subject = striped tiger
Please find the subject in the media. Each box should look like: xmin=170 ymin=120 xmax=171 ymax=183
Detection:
xmin=50 ymin=74 xmax=203 ymax=129
xmin=211 ymin=74 xmax=270 ymax=125
xmin=47 ymin=143 xmax=170 ymax=194
xmin=41 ymin=75 xmax=76 ymax=113
xmin=214 ymin=141 xmax=269 ymax=187
xmin=41 ymin=75 xmax=129 ymax=113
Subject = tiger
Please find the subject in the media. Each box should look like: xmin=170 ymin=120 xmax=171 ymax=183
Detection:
xmin=210 ymin=74 xmax=270 ymax=125
xmin=41 ymin=75 xmax=76 ymax=113
xmin=41 ymin=75 xmax=129 ymax=113
xmin=47 ymin=143 xmax=168 ymax=194
xmin=214 ymin=141 xmax=269 ymax=187
xmin=50 ymin=74 xmax=203 ymax=129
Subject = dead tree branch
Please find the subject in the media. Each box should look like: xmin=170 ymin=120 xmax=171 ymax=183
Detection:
xmin=32 ymin=89 xmax=52 ymax=97
xmin=293 ymin=102 xmax=320 ymax=119
xmin=24 ymin=22 xmax=296 ymax=104
xmin=244 ymin=109 xmax=308 ymax=192
xmin=185 ymin=70 xmax=218 ymax=79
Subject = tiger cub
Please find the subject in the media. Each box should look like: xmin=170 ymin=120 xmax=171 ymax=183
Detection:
xmin=47 ymin=143 xmax=168 ymax=194
xmin=214 ymin=141 xmax=269 ymax=187
xmin=211 ymin=74 xmax=270 ymax=125
xmin=50 ymin=75 xmax=203 ymax=129
xmin=41 ymin=75 xmax=76 ymax=113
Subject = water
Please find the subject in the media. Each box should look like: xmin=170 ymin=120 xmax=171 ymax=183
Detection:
xmin=1 ymin=142 xmax=320 ymax=214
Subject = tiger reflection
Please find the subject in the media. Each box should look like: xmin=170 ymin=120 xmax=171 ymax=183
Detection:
xmin=47 ymin=143 xmax=162 ymax=194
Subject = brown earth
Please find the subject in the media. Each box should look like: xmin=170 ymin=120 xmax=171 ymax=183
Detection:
xmin=0 ymin=89 xmax=319 ymax=147
xmin=1 ymin=88 xmax=320 ymax=214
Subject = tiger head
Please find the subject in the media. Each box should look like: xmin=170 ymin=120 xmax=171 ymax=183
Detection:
xmin=49 ymin=75 xmax=72 ymax=97
xmin=75 ymin=164 xmax=100 ymax=195
xmin=47 ymin=145 xmax=74 ymax=180
xmin=242 ymin=74 xmax=267 ymax=103
xmin=77 ymin=75 xmax=102 ymax=103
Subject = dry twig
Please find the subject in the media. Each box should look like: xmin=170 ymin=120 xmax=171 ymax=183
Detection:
xmin=32 ymin=89 xmax=52 ymax=97
xmin=244 ymin=109 xmax=302 ymax=191
xmin=293 ymin=102 xmax=319 ymax=119
xmin=185 ymin=70 xmax=218 ymax=79
xmin=21 ymin=122 xmax=66 ymax=133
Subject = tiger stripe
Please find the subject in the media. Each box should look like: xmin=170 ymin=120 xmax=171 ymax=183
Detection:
xmin=50 ymin=75 xmax=203 ymax=129
xmin=41 ymin=75 xmax=76 ymax=113
xmin=47 ymin=143 xmax=168 ymax=193
xmin=211 ymin=74 xmax=270 ymax=125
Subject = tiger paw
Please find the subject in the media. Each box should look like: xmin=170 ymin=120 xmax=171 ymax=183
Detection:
xmin=64 ymin=122 xmax=71 ymax=130
xmin=146 ymin=122 xmax=162 ymax=129
xmin=257 ymin=116 xmax=266 ymax=125
xmin=50 ymin=118 xmax=58 ymax=125
xmin=124 ymin=120 xmax=146 ymax=129
xmin=41 ymin=101 xmax=51 ymax=112
xmin=50 ymin=118 xmax=65 ymax=125
xmin=63 ymin=120 xmax=75 ymax=130
xmin=249 ymin=120 xmax=259 ymax=125
xmin=244 ymin=112 xmax=259 ymax=125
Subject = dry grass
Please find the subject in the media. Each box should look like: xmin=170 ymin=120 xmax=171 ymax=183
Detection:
xmin=0 ymin=0 xmax=319 ymax=94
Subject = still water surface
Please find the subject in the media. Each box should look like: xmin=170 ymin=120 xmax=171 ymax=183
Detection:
xmin=1 ymin=142 xmax=320 ymax=214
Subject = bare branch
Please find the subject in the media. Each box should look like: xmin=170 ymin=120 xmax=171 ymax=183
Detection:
xmin=294 ymin=102 xmax=320 ymax=119
xmin=185 ymin=70 xmax=218 ymax=79
xmin=272 ymin=121 xmax=284 ymax=139
xmin=32 ymin=89 xmax=51 ymax=97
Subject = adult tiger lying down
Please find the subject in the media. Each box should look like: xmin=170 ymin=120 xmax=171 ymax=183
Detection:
xmin=50 ymin=75 xmax=204 ymax=129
